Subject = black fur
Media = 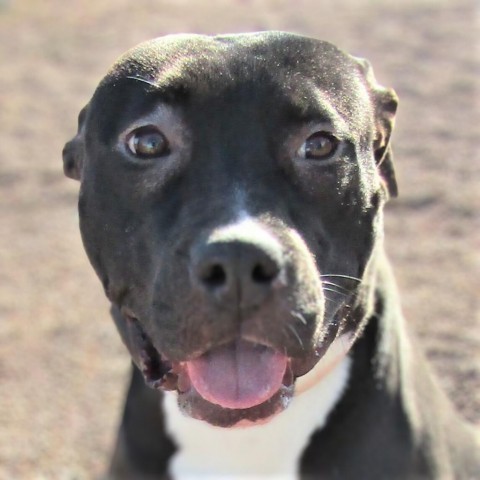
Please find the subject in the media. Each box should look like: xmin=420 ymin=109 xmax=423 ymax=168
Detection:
xmin=63 ymin=32 xmax=479 ymax=479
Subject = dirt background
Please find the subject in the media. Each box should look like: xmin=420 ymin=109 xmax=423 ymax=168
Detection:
xmin=0 ymin=0 xmax=478 ymax=478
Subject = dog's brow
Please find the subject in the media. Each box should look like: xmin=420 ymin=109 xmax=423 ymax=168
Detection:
xmin=312 ymin=92 xmax=348 ymax=129
xmin=284 ymin=85 xmax=349 ymax=133
xmin=125 ymin=75 xmax=187 ymax=100
xmin=288 ymin=103 xmax=348 ymax=135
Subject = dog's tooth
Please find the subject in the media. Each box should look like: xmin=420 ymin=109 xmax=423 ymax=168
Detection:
xmin=282 ymin=363 xmax=294 ymax=386
xmin=161 ymin=372 xmax=179 ymax=391
xmin=177 ymin=369 xmax=191 ymax=393
xmin=151 ymin=378 xmax=164 ymax=389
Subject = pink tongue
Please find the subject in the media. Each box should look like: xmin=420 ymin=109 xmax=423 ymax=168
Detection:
xmin=186 ymin=339 xmax=288 ymax=410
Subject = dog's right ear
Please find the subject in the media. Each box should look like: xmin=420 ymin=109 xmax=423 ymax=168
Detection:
xmin=354 ymin=57 xmax=399 ymax=199
xmin=62 ymin=104 xmax=88 ymax=181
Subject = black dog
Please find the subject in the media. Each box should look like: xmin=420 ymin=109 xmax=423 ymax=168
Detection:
xmin=63 ymin=32 xmax=479 ymax=479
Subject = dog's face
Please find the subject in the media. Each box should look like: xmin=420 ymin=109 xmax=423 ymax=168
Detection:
xmin=63 ymin=32 xmax=397 ymax=427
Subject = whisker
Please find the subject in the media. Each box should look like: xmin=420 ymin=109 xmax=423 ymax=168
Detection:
xmin=286 ymin=323 xmax=304 ymax=349
xmin=323 ymin=287 xmax=350 ymax=296
xmin=320 ymin=274 xmax=361 ymax=282
xmin=322 ymin=281 xmax=354 ymax=293
xmin=291 ymin=311 xmax=307 ymax=325
xmin=323 ymin=295 xmax=337 ymax=304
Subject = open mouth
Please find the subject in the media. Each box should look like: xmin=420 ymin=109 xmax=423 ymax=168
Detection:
xmin=125 ymin=315 xmax=296 ymax=427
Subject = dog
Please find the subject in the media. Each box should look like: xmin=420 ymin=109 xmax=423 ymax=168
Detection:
xmin=63 ymin=32 xmax=479 ymax=479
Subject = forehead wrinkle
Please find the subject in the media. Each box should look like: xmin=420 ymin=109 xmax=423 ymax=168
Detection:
xmin=310 ymin=89 xmax=349 ymax=133
xmin=327 ymin=76 xmax=373 ymax=135
xmin=285 ymin=82 xmax=349 ymax=134
xmin=106 ymin=38 xmax=235 ymax=98
xmin=287 ymin=73 xmax=373 ymax=136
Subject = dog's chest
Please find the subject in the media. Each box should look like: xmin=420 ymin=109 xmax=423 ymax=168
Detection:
xmin=162 ymin=357 xmax=351 ymax=479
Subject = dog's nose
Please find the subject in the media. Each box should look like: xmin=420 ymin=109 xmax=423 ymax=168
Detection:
xmin=190 ymin=228 xmax=283 ymax=310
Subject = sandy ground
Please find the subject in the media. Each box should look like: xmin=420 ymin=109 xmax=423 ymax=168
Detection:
xmin=0 ymin=0 xmax=478 ymax=478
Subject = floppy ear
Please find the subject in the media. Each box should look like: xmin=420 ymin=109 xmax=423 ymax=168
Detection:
xmin=62 ymin=104 xmax=89 ymax=181
xmin=355 ymin=58 xmax=399 ymax=198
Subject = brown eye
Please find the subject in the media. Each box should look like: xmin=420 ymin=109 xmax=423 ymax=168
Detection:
xmin=299 ymin=132 xmax=339 ymax=161
xmin=127 ymin=126 xmax=169 ymax=158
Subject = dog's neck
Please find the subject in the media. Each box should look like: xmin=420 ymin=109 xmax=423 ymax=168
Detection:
xmin=163 ymin=353 xmax=351 ymax=479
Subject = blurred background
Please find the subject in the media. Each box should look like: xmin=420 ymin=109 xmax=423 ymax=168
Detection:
xmin=0 ymin=0 xmax=478 ymax=478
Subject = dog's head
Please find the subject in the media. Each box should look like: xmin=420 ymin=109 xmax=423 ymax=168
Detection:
xmin=63 ymin=32 xmax=398 ymax=427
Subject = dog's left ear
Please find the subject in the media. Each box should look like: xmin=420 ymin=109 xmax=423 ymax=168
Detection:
xmin=355 ymin=57 xmax=399 ymax=198
xmin=62 ymin=104 xmax=89 ymax=181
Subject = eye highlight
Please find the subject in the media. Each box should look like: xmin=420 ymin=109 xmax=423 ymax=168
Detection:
xmin=126 ymin=126 xmax=169 ymax=159
xmin=298 ymin=132 xmax=339 ymax=161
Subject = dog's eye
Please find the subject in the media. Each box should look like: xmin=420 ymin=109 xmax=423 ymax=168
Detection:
xmin=127 ymin=127 xmax=169 ymax=158
xmin=298 ymin=132 xmax=339 ymax=161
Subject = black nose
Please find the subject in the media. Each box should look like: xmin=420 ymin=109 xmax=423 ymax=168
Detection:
xmin=190 ymin=236 xmax=283 ymax=310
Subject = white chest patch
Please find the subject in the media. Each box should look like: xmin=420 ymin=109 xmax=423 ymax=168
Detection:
xmin=162 ymin=348 xmax=351 ymax=479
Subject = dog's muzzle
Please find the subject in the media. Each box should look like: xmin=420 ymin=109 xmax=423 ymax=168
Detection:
xmin=120 ymin=220 xmax=329 ymax=427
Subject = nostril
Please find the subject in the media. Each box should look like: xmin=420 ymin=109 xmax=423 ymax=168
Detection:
xmin=251 ymin=261 xmax=279 ymax=284
xmin=201 ymin=263 xmax=227 ymax=288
